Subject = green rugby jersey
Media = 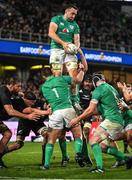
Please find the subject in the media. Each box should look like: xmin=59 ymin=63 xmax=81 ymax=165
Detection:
xmin=41 ymin=75 xmax=73 ymax=111
xmin=122 ymin=109 xmax=132 ymax=127
xmin=92 ymin=83 xmax=124 ymax=125
xmin=50 ymin=15 xmax=80 ymax=49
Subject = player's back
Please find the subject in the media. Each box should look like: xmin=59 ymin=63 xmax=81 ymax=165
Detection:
xmin=41 ymin=75 xmax=73 ymax=111
xmin=92 ymin=83 xmax=124 ymax=125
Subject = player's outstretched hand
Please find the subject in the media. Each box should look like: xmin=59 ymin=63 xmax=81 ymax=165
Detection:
xmin=78 ymin=63 xmax=84 ymax=71
xmin=117 ymin=82 xmax=127 ymax=91
xmin=69 ymin=117 xmax=80 ymax=127
xmin=46 ymin=108 xmax=52 ymax=115
xmin=27 ymin=112 xmax=41 ymax=121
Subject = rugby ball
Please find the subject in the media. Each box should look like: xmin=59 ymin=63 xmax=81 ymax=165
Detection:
xmin=66 ymin=43 xmax=78 ymax=55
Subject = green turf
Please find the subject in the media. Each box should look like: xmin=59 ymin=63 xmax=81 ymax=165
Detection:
xmin=0 ymin=141 xmax=131 ymax=179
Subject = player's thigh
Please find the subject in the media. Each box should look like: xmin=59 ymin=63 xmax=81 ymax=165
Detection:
xmin=48 ymin=110 xmax=64 ymax=129
xmin=71 ymin=124 xmax=82 ymax=139
xmin=58 ymin=129 xmax=66 ymax=140
xmin=48 ymin=128 xmax=63 ymax=144
xmin=17 ymin=120 xmax=31 ymax=137
xmin=126 ymin=129 xmax=132 ymax=142
xmin=100 ymin=119 xmax=123 ymax=139
xmin=0 ymin=121 xmax=11 ymax=135
xmin=64 ymin=54 xmax=78 ymax=73
xmin=114 ymin=131 xmax=126 ymax=141
xmin=50 ymin=49 xmax=65 ymax=64
xmin=89 ymin=126 xmax=109 ymax=145
xmin=62 ymin=108 xmax=82 ymax=138
xmin=32 ymin=121 xmax=48 ymax=137
xmin=83 ymin=122 xmax=91 ymax=135
xmin=63 ymin=108 xmax=77 ymax=128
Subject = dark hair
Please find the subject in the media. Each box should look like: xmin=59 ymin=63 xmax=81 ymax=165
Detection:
xmin=83 ymin=74 xmax=92 ymax=81
xmin=24 ymin=91 xmax=36 ymax=100
xmin=64 ymin=4 xmax=78 ymax=11
xmin=41 ymin=67 xmax=52 ymax=78
xmin=6 ymin=78 xmax=21 ymax=85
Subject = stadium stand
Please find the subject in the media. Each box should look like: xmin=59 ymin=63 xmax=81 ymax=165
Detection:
xmin=0 ymin=0 xmax=132 ymax=53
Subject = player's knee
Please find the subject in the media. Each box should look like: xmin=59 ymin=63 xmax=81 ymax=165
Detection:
xmin=1 ymin=124 xmax=12 ymax=138
xmin=100 ymin=142 xmax=109 ymax=153
xmin=65 ymin=61 xmax=78 ymax=74
xmin=73 ymin=132 xmax=82 ymax=139
xmin=89 ymin=134 xmax=102 ymax=145
xmin=72 ymin=126 xmax=82 ymax=139
xmin=127 ymin=130 xmax=132 ymax=142
xmin=83 ymin=127 xmax=90 ymax=136
xmin=59 ymin=132 xmax=66 ymax=141
xmin=4 ymin=130 xmax=12 ymax=139
xmin=38 ymin=126 xmax=48 ymax=137
xmin=15 ymin=140 xmax=24 ymax=149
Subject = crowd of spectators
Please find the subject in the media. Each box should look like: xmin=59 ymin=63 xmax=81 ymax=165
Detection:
xmin=0 ymin=0 xmax=132 ymax=52
xmin=0 ymin=71 xmax=43 ymax=100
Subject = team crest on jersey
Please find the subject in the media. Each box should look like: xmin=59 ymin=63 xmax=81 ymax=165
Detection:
xmin=63 ymin=28 xmax=69 ymax=33
xmin=70 ymin=25 xmax=74 ymax=29
xmin=60 ymin=22 xmax=64 ymax=26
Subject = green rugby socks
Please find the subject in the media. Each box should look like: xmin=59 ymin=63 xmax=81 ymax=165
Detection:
xmin=44 ymin=144 xmax=54 ymax=167
xmin=75 ymin=138 xmax=83 ymax=153
xmin=92 ymin=143 xmax=103 ymax=168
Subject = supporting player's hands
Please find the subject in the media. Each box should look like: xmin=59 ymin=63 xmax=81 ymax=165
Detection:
xmin=45 ymin=108 xmax=52 ymax=115
xmin=69 ymin=117 xmax=80 ymax=127
xmin=118 ymin=101 xmax=124 ymax=111
xmin=77 ymin=48 xmax=83 ymax=54
xmin=62 ymin=42 xmax=69 ymax=52
xmin=117 ymin=82 xmax=127 ymax=92
xmin=27 ymin=112 xmax=41 ymax=121
xmin=118 ymin=100 xmax=128 ymax=111
xmin=78 ymin=63 xmax=84 ymax=71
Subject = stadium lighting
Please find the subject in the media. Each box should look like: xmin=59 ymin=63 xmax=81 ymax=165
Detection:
xmin=4 ymin=66 xmax=16 ymax=70
xmin=30 ymin=65 xmax=43 ymax=70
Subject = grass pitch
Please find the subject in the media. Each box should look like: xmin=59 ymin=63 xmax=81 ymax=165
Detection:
xmin=0 ymin=141 xmax=131 ymax=179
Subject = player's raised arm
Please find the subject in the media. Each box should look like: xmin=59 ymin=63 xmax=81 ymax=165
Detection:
xmin=72 ymin=63 xmax=85 ymax=84
xmin=78 ymin=48 xmax=88 ymax=73
xmin=74 ymin=34 xmax=80 ymax=49
xmin=48 ymin=22 xmax=69 ymax=52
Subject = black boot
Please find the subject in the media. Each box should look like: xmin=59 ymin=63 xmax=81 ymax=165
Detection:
xmin=0 ymin=159 xmax=8 ymax=169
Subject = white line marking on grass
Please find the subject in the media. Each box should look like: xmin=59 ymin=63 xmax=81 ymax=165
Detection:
xmin=16 ymin=150 xmax=59 ymax=155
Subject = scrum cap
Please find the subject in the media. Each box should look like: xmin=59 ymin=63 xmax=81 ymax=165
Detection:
xmin=92 ymin=72 xmax=105 ymax=87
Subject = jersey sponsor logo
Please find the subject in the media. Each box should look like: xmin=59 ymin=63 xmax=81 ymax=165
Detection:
xmin=70 ymin=25 xmax=74 ymax=29
xmin=60 ymin=22 xmax=64 ymax=26
xmin=62 ymin=28 xmax=69 ymax=33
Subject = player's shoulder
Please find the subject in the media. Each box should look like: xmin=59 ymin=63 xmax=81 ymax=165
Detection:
xmin=0 ymin=85 xmax=8 ymax=94
xmin=71 ymin=20 xmax=79 ymax=26
xmin=51 ymin=15 xmax=63 ymax=21
xmin=0 ymin=85 xmax=6 ymax=90
xmin=42 ymin=76 xmax=54 ymax=86
xmin=62 ymin=75 xmax=72 ymax=83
